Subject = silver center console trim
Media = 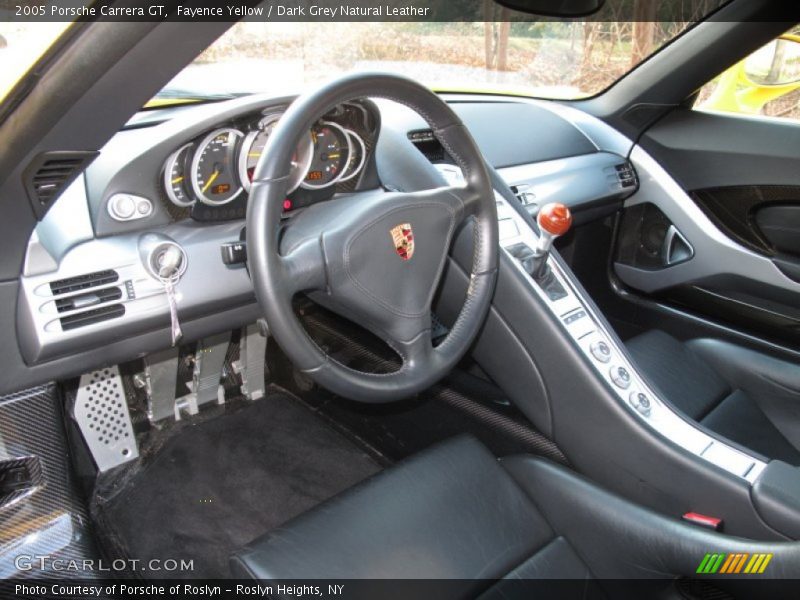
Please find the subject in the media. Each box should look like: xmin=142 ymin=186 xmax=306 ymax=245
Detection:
xmin=492 ymin=190 xmax=768 ymax=485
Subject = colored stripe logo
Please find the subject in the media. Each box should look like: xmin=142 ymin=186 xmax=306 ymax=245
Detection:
xmin=696 ymin=553 xmax=773 ymax=574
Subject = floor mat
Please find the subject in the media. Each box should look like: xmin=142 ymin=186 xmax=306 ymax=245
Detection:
xmin=97 ymin=393 xmax=381 ymax=579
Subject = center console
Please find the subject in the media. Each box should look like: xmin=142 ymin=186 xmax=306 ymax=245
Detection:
xmin=495 ymin=194 xmax=767 ymax=485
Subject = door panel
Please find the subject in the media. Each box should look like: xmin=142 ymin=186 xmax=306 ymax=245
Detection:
xmin=690 ymin=185 xmax=800 ymax=256
xmin=613 ymin=109 xmax=800 ymax=347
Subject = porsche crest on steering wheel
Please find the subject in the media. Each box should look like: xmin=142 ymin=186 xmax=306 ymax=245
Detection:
xmin=390 ymin=223 xmax=414 ymax=261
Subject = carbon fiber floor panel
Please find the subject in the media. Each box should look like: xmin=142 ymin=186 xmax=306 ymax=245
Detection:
xmin=0 ymin=384 xmax=98 ymax=579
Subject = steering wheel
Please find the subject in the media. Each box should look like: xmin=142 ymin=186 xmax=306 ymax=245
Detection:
xmin=247 ymin=73 xmax=498 ymax=403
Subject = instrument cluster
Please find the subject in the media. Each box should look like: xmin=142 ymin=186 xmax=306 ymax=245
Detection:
xmin=162 ymin=102 xmax=372 ymax=220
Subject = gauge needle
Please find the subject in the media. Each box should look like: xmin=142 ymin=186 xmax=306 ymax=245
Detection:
xmin=248 ymin=152 xmax=261 ymax=157
xmin=328 ymin=153 xmax=341 ymax=159
xmin=171 ymin=176 xmax=184 ymax=184
xmin=202 ymin=171 xmax=220 ymax=193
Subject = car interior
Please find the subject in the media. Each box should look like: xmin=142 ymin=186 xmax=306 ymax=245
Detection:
xmin=2 ymin=0 xmax=800 ymax=598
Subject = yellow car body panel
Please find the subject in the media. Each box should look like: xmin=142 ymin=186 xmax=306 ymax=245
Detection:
xmin=701 ymin=34 xmax=800 ymax=115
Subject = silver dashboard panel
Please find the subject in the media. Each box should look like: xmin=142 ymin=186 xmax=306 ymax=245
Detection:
xmin=18 ymin=183 xmax=253 ymax=363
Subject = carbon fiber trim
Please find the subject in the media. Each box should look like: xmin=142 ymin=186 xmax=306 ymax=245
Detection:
xmin=0 ymin=384 xmax=97 ymax=578
xmin=432 ymin=387 xmax=569 ymax=465
xmin=0 ymin=455 xmax=43 ymax=511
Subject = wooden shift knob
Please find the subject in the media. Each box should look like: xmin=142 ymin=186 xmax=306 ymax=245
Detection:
xmin=537 ymin=203 xmax=572 ymax=237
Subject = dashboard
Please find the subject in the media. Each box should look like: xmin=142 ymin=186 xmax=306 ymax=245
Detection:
xmin=18 ymin=93 xmax=636 ymax=369
xmin=158 ymin=102 xmax=376 ymax=220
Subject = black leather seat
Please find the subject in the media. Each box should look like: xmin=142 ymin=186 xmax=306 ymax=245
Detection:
xmin=231 ymin=436 xmax=800 ymax=595
xmin=627 ymin=330 xmax=800 ymax=466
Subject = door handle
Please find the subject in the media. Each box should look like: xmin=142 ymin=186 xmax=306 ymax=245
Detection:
xmin=661 ymin=225 xmax=694 ymax=266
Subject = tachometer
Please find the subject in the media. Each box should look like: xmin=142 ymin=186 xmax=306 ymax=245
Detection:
xmin=238 ymin=114 xmax=313 ymax=194
xmin=163 ymin=143 xmax=194 ymax=207
xmin=191 ymin=128 xmax=244 ymax=205
xmin=302 ymin=121 xmax=351 ymax=190
xmin=338 ymin=129 xmax=367 ymax=183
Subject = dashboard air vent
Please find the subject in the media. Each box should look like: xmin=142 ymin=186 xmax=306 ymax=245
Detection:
xmin=60 ymin=304 xmax=125 ymax=331
xmin=50 ymin=270 xmax=119 ymax=296
xmin=23 ymin=151 xmax=99 ymax=217
xmin=55 ymin=287 xmax=122 ymax=313
xmin=615 ymin=162 xmax=638 ymax=189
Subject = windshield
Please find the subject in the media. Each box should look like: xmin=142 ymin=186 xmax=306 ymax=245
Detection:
xmin=159 ymin=16 xmax=725 ymax=104
xmin=0 ymin=22 xmax=75 ymax=104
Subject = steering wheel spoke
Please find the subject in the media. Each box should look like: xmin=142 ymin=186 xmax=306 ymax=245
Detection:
xmin=443 ymin=183 xmax=484 ymax=218
xmin=398 ymin=325 xmax=434 ymax=370
xmin=280 ymin=237 xmax=327 ymax=295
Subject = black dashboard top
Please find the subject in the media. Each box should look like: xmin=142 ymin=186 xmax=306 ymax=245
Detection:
xmin=452 ymin=101 xmax=597 ymax=168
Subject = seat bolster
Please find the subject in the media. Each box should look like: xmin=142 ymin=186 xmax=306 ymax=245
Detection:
xmin=500 ymin=455 xmax=800 ymax=580
xmin=231 ymin=435 xmax=554 ymax=581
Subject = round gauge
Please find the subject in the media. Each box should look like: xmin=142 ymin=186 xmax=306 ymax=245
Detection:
xmin=163 ymin=143 xmax=194 ymax=207
xmin=190 ymin=127 xmax=244 ymax=205
xmin=301 ymin=121 xmax=351 ymax=190
xmin=338 ymin=129 xmax=367 ymax=183
xmin=238 ymin=114 xmax=314 ymax=194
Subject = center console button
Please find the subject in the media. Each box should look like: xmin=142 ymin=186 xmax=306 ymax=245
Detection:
xmin=610 ymin=365 xmax=631 ymax=389
xmin=629 ymin=391 xmax=652 ymax=416
xmin=590 ymin=340 xmax=612 ymax=363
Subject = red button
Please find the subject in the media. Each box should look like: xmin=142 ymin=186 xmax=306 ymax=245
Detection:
xmin=682 ymin=512 xmax=722 ymax=531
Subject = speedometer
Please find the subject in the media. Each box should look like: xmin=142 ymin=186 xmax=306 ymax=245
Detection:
xmin=302 ymin=121 xmax=351 ymax=190
xmin=238 ymin=114 xmax=313 ymax=194
xmin=190 ymin=128 xmax=244 ymax=205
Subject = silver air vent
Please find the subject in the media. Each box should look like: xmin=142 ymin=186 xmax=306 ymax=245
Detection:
xmin=49 ymin=269 xmax=119 ymax=296
xmin=47 ymin=270 xmax=126 ymax=331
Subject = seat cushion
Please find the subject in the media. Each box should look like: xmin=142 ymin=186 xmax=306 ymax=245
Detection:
xmin=626 ymin=330 xmax=729 ymax=420
xmin=231 ymin=435 xmax=558 ymax=582
xmin=702 ymin=389 xmax=800 ymax=466
xmin=626 ymin=330 xmax=800 ymax=466
xmin=231 ymin=436 xmax=800 ymax=589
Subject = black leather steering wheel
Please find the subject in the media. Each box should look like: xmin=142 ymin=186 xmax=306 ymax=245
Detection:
xmin=247 ymin=73 xmax=498 ymax=402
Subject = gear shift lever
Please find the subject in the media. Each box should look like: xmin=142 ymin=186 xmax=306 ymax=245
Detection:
xmin=531 ymin=202 xmax=572 ymax=280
